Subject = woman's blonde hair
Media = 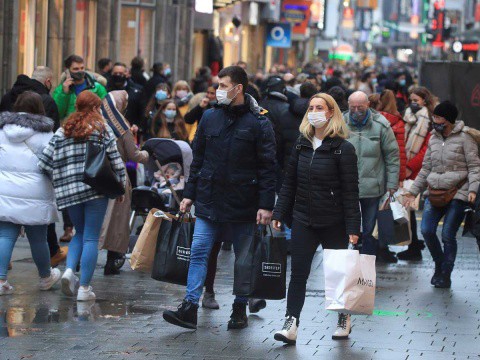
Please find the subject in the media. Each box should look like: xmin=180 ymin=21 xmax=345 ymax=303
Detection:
xmin=299 ymin=93 xmax=349 ymax=141
xmin=173 ymin=80 xmax=191 ymax=94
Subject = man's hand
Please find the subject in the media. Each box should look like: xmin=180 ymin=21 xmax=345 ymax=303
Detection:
xmin=256 ymin=209 xmax=272 ymax=225
xmin=349 ymin=235 xmax=359 ymax=245
xmin=388 ymin=188 xmax=397 ymax=196
xmin=180 ymin=198 xmax=193 ymax=213
xmin=272 ymin=220 xmax=282 ymax=231
xmin=62 ymin=77 xmax=74 ymax=94
xmin=402 ymin=193 xmax=416 ymax=208
xmin=468 ymin=192 xmax=477 ymax=204
xmin=116 ymin=195 xmax=125 ymax=203
xmin=199 ymin=97 xmax=210 ymax=108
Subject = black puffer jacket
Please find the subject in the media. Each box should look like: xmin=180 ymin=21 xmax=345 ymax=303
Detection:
xmin=184 ymin=95 xmax=276 ymax=222
xmin=273 ymin=135 xmax=361 ymax=235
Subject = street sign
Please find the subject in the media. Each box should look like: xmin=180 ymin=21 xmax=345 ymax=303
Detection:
xmin=266 ymin=23 xmax=292 ymax=48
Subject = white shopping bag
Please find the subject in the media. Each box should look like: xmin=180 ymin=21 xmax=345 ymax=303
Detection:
xmin=390 ymin=196 xmax=408 ymax=221
xmin=324 ymin=249 xmax=376 ymax=315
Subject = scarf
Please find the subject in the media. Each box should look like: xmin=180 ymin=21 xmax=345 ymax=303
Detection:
xmin=101 ymin=91 xmax=130 ymax=139
xmin=404 ymin=106 xmax=430 ymax=160
xmin=350 ymin=109 xmax=370 ymax=129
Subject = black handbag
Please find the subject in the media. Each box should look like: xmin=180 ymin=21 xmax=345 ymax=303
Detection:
xmin=82 ymin=134 xmax=125 ymax=199
xmin=233 ymin=225 xmax=287 ymax=300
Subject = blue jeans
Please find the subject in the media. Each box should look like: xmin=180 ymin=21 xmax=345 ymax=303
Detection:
xmin=0 ymin=222 xmax=50 ymax=280
xmin=421 ymin=198 xmax=467 ymax=272
xmin=185 ymin=217 xmax=254 ymax=305
xmin=66 ymin=197 xmax=108 ymax=286
xmin=360 ymin=197 xmax=381 ymax=255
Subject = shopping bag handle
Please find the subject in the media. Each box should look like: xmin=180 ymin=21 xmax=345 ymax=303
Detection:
xmin=348 ymin=242 xmax=358 ymax=250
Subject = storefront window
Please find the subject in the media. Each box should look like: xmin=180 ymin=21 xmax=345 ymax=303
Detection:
xmin=119 ymin=2 xmax=155 ymax=68
xmin=17 ymin=0 xmax=48 ymax=75
xmin=75 ymin=0 xmax=97 ymax=71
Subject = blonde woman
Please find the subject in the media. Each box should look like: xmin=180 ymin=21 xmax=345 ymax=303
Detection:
xmin=172 ymin=80 xmax=195 ymax=139
xmin=272 ymin=93 xmax=361 ymax=345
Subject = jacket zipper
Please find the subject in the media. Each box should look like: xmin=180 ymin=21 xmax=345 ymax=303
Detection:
xmin=330 ymin=189 xmax=337 ymax=206
xmin=308 ymin=146 xmax=315 ymax=226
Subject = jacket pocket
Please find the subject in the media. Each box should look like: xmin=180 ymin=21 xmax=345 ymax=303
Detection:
xmin=196 ymin=169 xmax=214 ymax=204
xmin=234 ymin=129 xmax=255 ymax=142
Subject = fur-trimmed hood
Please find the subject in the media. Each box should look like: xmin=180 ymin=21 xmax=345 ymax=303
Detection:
xmin=0 ymin=112 xmax=53 ymax=132
xmin=0 ymin=112 xmax=53 ymax=143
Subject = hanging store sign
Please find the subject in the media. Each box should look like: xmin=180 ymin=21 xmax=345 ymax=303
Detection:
xmin=266 ymin=23 xmax=292 ymax=48
xmin=281 ymin=0 xmax=312 ymax=35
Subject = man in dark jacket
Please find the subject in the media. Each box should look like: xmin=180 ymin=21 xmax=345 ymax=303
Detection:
xmin=162 ymin=66 xmax=276 ymax=331
xmin=0 ymin=66 xmax=59 ymax=130
xmin=107 ymin=62 xmax=146 ymax=131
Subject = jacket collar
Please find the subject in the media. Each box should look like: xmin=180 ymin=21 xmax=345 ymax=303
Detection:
xmin=298 ymin=135 xmax=343 ymax=150
xmin=432 ymin=120 xmax=465 ymax=138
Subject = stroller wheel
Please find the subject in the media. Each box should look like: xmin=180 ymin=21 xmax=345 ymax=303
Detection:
xmin=114 ymin=256 xmax=126 ymax=271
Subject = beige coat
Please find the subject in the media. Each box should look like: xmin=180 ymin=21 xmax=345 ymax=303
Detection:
xmin=410 ymin=121 xmax=480 ymax=202
xmin=99 ymin=131 xmax=149 ymax=253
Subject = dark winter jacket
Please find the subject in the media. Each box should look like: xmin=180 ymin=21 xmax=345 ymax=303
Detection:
xmin=130 ymin=68 xmax=147 ymax=88
xmin=0 ymin=75 xmax=60 ymax=130
xmin=183 ymin=95 xmax=277 ymax=222
xmin=273 ymin=135 xmax=361 ymax=236
xmin=107 ymin=79 xmax=146 ymax=131
xmin=289 ymin=97 xmax=309 ymax=119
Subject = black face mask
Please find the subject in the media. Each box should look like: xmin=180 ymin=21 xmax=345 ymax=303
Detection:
xmin=112 ymin=74 xmax=127 ymax=86
xmin=432 ymin=122 xmax=446 ymax=133
xmin=410 ymin=103 xmax=422 ymax=114
xmin=70 ymin=71 xmax=85 ymax=81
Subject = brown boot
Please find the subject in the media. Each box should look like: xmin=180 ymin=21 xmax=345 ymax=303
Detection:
xmin=60 ymin=227 xmax=74 ymax=242
xmin=50 ymin=247 xmax=68 ymax=267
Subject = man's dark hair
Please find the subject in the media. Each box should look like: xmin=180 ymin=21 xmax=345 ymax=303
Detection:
xmin=98 ymin=58 xmax=111 ymax=70
xmin=333 ymin=70 xmax=343 ymax=78
xmin=152 ymin=62 xmax=163 ymax=74
xmin=218 ymin=66 xmax=248 ymax=94
xmin=361 ymin=71 xmax=373 ymax=83
xmin=13 ymin=91 xmax=46 ymax=115
xmin=64 ymin=55 xmax=84 ymax=69
xmin=131 ymin=56 xmax=145 ymax=70
xmin=113 ymin=62 xmax=127 ymax=69
xmin=300 ymin=82 xmax=318 ymax=98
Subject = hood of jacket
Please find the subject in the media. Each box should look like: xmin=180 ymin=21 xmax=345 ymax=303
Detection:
xmin=9 ymin=75 xmax=49 ymax=100
xmin=0 ymin=112 xmax=53 ymax=143
xmin=265 ymin=91 xmax=288 ymax=102
xmin=290 ymin=97 xmax=309 ymax=117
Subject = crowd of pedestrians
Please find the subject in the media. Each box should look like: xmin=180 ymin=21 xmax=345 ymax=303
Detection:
xmin=0 ymin=53 xmax=479 ymax=347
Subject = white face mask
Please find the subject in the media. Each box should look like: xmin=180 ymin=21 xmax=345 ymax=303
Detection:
xmin=216 ymin=85 xmax=239 ymax=106
xmin=307 ymin=111 xmax=328 ymax=128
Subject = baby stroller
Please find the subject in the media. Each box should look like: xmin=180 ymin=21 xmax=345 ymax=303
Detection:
xmin=129 ymin=138 xmax=193 ymax=239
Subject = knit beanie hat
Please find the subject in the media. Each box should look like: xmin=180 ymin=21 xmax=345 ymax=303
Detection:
xmin=433 ymin=101 xmax=458 ymax=123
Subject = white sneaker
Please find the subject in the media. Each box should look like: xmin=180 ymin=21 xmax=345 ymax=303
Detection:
xmin=61 ymin=268 xmax=79 ymax=296
xmin=77 ymin=286 xmax=96 ymax=301
xmin=39 ymin=268 xmax=61 ymax=291
xmin=274 ymin=315 xmax=298 ymax=345
xmin=332 ymin=313 xmax=351 ymax=340
xmin=0 ymin=281 xmax=14 ymax=296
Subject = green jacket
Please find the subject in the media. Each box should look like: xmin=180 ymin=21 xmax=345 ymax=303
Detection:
xmin=344 ymin=110 xmax=400 ymax=198
xmin=52 ymin=73 xmax=107 ymax=121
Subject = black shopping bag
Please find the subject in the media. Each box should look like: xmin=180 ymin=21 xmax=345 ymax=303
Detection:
xmin=377 ymin=199 xmax=395 ymax=244
xmin=391 ymin=218 xmax=411 ymax=246
xmin=151 ymin=213 xmax=194 ymax=286
xmin=233 ymin=226 xmax=287 ymax=300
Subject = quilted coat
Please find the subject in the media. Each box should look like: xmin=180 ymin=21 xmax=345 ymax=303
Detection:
xmin=0 ymin=112 xmax=58 ymax=225
xmin=409 ymin=121 xmax=480 ymax=202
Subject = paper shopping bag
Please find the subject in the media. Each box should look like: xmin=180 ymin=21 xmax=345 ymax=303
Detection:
xmin=129 ymin=208 xmax=162 ymax=272
xmin=233 ymin=225 xmax=287 ymax=300
xmin=324 ymin=249 xmax=376 ymax=315
xmin=151 ymin=213 xmax=195 ymax=286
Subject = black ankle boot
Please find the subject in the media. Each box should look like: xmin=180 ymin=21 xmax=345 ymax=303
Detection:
xmin=435 ymin=270 xmax=452 ymax=289
xmin=163 ymin=300 xmax=198 ymax=329
xmin=430 ymin=262 xmax=442 ymax=285
xmin=397 ymin=246 xmax=423 ymax=261
xmin=104 ymin=251 xmax=121 ymax=276
xmin=377 ymin=247 xmax=398 ymax=263
xmin=228 ymin=302 xmax=248 ymax=330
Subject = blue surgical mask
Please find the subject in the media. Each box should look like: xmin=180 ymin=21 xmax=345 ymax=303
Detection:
xmin=164 ymin=109 xmax=177 ymax=119
xmin=164 ymin=68 xmax=171 ymax=76
xmin=155 ymin=90 xmax=168 ymax=101
xmin=399 ymin=79 xmax=406 ymax=86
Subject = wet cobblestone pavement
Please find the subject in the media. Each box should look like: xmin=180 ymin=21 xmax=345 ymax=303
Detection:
xmin=1 ymin=227 xmax=480 ymax=360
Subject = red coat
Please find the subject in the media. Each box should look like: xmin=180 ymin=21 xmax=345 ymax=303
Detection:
xmin=406 ymin=132 xmax=431 ymax=180
xmin=381 ymin=111 xmax=407 ymax=181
